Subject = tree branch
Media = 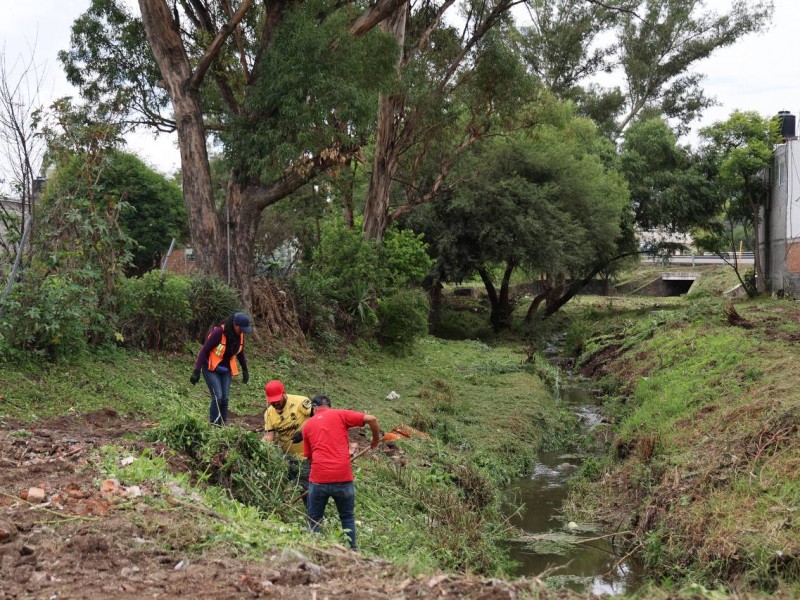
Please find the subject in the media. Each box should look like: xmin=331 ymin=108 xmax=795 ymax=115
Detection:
xmin=401 ymin=0 xmax=457 ymax=66
xmin=221 ymin=0 xmax=252 ymax=82
xmin=189 ymin=0 xmax=254 ymax=92
xmin=349 ymin=0 xmax=409 ymax=37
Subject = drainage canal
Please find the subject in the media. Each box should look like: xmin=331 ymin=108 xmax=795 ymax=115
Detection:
xmin=505 ymin=386 xmax=642 ymax=595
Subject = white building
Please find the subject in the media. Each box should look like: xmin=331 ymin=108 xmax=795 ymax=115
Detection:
xmin=762 ymin=114 xmax=800 ymax=296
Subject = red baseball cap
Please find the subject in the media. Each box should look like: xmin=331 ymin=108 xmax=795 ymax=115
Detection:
xmin=265 ymin=380 xmax=286 ymax=404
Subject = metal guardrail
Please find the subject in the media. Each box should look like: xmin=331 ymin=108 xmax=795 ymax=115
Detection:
xmin=651 ymin=253 xmax=754 ymax=265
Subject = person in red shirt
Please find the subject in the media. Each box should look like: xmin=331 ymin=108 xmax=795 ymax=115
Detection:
xmin=302 ymin=394 xmax=380 ymax=549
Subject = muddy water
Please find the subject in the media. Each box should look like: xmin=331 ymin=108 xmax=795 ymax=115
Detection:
xmin=505 ymin=387 xmax=641 ymax=595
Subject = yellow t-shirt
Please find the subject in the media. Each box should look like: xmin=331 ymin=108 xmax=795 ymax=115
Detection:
xmin=264 ymin=394 xmax=312 ymax=458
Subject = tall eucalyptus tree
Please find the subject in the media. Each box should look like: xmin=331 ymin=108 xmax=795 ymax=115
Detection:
xmin=60 ymin=0 xmax=401 ymax=306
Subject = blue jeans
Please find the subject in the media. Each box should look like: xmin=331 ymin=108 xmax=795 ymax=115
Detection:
xmin=307 ymin=481 xmax=356 ymax=548
xmin=203 ymin=367 xmax=232 ymax=426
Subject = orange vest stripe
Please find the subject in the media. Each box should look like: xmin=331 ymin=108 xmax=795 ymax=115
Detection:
xmin=207 ymin=324 xmax=244 ymax=376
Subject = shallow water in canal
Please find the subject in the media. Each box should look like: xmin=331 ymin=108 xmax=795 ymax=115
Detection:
xmin=505 ymin=387 xmax=642 ymax=595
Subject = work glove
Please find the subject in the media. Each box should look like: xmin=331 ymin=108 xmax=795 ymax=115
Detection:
xmin=189 ymin=369 xmax=200 ymax=385
xmin=242 ymin=367 xmax=249 ymax=384
xmin=291 ymin=430 xmax=303 ymax=444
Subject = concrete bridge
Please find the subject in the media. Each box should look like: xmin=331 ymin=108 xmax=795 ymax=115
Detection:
xmin=651 ymin=253 xmax=754 ymax=266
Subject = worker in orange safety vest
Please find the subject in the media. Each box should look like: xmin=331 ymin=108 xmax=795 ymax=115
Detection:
xmin=190 ymin=312 xmax=252 ymax=425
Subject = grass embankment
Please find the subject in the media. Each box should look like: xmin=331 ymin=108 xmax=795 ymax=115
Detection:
xmin=561 ymin=279 xmax=799 ymax=596
xmin=0 ymin=335 xmax=571 ymax=575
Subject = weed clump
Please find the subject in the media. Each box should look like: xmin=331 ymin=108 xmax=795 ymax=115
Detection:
xmin=147 ymin=416 xmax=293 ymax=516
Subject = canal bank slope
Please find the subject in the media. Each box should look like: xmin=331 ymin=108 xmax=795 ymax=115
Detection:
xmin=563 ymin=293 xmax=800 ymax=597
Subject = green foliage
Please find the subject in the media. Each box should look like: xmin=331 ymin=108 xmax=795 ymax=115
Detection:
xmin=0 ymin=99 xmax=133 ymax=358
xmin=699 ymin=110 xmax=780 ymax=294
xmin=115 ymin=272 xmax=240 ymax=351
xmin=186 ymin=275 xmax=242 ymax=342
xmin=520 ymin=0 xmax=771 ymax=136
xmin=147 ymin=416 xmax=294 ymax=514
xmin=117 ymin=272 xmax=192 ymax=351
xmin=314 ymin=222 xmax=377 ymax=285
xmin=144 ymin=413 xmax=208 ymax=459
xmin=406 ymin=114 xmax=628 ymax=328
xmin=227 ymin=0 xmax=397 ymax=181
xmin=108 ymin=152 xmax=187 ymax=273
xmin=292 ymin=221 xmax=431 ymax=339
xmin=288 ymin=270 xmax=338 ymax=340
xmin=575 ymin=455 xmax=603 ymax=480
xmin=59 ymin=0 xmax=168 ymax=124
xmin=380 ymin=228 xmax=434 ymax=285
xmin=377 ymin=289 xmax=430 ymax=351
xmin=742 ymin=268 xmax=757 ymax=296
xmin=307 ymin=223 xmax=379 ymax=332
xmin=0 ymin=274 xmax=100 ymax=360
xmin=340 ymin=279 xmax=378 ymax=328
xmin=620 ymin=116 xmax=718 ymax=232
xmin=48 ymin=150 xmax=187 ymax=275
xmin=564 ymin=318 xmax=591 ymax=356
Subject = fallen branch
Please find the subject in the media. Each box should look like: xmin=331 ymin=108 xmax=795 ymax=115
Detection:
xmin=606 ymin=542 xmax=642 ymax=578
xmin=167 ymin=496 xmax=233 ymax=525
xmin=574 ymin=530 xmax=633 ymax=544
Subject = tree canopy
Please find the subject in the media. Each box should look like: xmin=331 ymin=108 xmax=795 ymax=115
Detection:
xmin=406 ymin=113 xmax=628 ymax=330
xmin=620 ymin=115 xmax=718 ymax=233
xmin=60 ymin=0 xmax=400 ymax=307
xmin=697 ymin=110 xmax=779 ymax=294
xmin=47 ymin=150 xmax=188 ymax=275
xmin=520 ymin=0 xmax=772 ymax=137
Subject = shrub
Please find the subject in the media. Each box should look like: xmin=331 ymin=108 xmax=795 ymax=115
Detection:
xmin=376 ymin=288 xmax=429 ymax=351
xmin=742 ymin=267 xmax=757 ymax=297
xmin=117 ymin=272 xmax=192 ymax=351
xmin=186 ymin=274 xmax=242 ymax=342
xmin=378 ymin=227 xmax=433 ymax=288
xmin=565 ymin=318 xmax=591 ymax=356
xmin=313 ymin=222 xmax=379 ymax=295
xmin=0 ymin=274 xmax=102 ymax=360
xmin=338 ymin=279 xmax=377 ymax=330
xmin=290 ymin=223 xmax=431 ymax=343
xmin=147 ymin=417 xmax=293 ymax=514
xmin=289 ymin=270 xmax=337 ymax=336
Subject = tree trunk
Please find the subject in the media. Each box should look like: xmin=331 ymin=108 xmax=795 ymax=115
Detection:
xmin=225 ymin=176 xmax=261 ymax=310
xmin=362 ymin=4 xmax=407 ymax=242
xmin=524 ymin=292 xmax=547 ymax=323
xmin=342 ymin=158 xmax=356 ymax=229
xmin=544 ymin=271 xmax=600 ymax=317
xmin=478 ymin=261 xmax=515 ymax=332
xmin=747 ymin=185 xmax=766 ymax=294
xmin=425 ymin=273 xmax=443 ymax=333
xmin=139 ymin=0 xmax=224 ymax=278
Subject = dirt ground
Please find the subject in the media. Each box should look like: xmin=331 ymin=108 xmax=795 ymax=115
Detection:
xmin=0 ymin=410 xmax=571 ymax=600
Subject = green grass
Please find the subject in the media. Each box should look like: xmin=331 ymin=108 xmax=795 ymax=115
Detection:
xmin=560 ymin=290 xmax=800 ymax=597
xmin=5 ymin=260 xmax=796 ymax=594
xmin=0 ymin=331 xmax=570 ymax=576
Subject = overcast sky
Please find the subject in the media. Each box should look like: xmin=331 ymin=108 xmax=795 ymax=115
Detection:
xmin=1 ymin=0 xmax=799 ymax=178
